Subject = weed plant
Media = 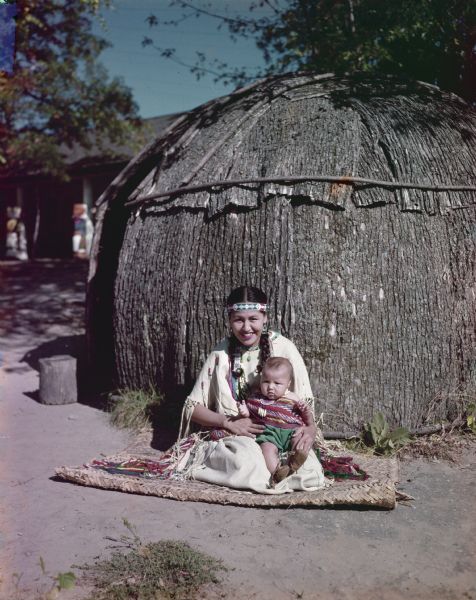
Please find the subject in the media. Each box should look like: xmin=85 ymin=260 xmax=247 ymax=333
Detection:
xmin=342 ymin=412 xmax=411 ymax=456
xmin=466 ymin=403 xmax=476 ymax=433
xmin=79 ymin=520 xmax=225 ymax=600
xmin=361 ymin=412 xmax=411 ymax=455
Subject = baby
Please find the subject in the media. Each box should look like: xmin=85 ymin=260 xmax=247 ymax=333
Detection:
xmin=239 ymin=357 xmax=314 ymax=484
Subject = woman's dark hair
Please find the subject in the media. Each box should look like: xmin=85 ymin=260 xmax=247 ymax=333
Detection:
xmin=226 ymin=286 xmax=267 ymax=306
xmin=226 ymin=286 xmax=271 ymax=378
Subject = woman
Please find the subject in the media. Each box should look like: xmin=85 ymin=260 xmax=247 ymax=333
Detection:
xmin=179 ymin=286 xmax=327 ymax=494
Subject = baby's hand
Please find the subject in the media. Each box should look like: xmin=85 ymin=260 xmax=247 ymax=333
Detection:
xmin=238 ymin=402 xmax=250 ymax=417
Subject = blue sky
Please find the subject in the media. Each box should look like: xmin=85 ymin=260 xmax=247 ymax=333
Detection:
xmin=93 ymin=1 xmax=272 ymax=118
xmin=0 ymin=3 xmax=16 ymax=73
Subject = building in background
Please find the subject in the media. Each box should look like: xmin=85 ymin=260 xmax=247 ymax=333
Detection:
xmin=0 ymin=114 xmax=180 ymax=259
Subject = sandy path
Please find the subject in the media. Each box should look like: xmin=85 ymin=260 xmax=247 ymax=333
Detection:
xmin=1 ymin=260 xmax=475 ymax=600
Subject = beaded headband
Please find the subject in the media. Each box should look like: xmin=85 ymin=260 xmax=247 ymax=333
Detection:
xmin=226 ymin=302 xmax=267 ymax=313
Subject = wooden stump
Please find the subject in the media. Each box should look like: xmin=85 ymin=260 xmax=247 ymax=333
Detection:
xmin=39 ymin=355 xmax=77 ymax=405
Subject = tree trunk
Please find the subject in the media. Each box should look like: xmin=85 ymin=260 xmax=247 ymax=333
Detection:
xmin=39 ymin=355 xmax=77 ymax=405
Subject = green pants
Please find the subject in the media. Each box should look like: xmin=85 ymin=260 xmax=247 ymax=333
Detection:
xmin=255 ymin=425 xmax=294 ymax=452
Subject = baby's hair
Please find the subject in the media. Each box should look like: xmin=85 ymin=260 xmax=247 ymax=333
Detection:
xmin=261 ymin=357 xmax=293 ymax=380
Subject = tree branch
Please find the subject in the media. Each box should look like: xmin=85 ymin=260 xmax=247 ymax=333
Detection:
xmin=143 ymin=42 xmax=225 ymax=79
xmin=126 ymin=174 xmax=476 ymax=208
xmin=172 ymin=0 xmax=264 ymax=29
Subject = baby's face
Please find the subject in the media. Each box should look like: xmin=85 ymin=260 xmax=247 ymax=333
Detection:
xmin=260 ymin=366 xmax=291 ymax=401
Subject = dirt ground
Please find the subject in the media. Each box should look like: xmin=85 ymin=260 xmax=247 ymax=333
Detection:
xmin=1 ymin=259 xmax=475 ymax=600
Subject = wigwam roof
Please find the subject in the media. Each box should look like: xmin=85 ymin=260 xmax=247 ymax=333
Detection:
xmin=118 ymin=73 xmax=476 ymax=219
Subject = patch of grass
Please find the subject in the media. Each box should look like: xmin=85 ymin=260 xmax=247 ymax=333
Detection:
xmin=79 ymin=521 xmax=225 ymax=600
xmin=108 ymin=387 xmax=163 ymax=431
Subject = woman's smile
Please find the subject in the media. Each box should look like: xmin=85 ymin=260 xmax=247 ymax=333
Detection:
xmin=236 ymin=328 xmax=259 ymax=345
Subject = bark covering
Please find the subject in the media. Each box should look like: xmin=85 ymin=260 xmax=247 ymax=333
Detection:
xmin=88 ymin=73 xmax=476 ymax=428
xmin=39 ymin=355 xmax=77 ymax=405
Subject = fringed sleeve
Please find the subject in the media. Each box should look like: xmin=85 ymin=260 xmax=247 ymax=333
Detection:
xmin=178 ymin=350 xmax=219 ymax=439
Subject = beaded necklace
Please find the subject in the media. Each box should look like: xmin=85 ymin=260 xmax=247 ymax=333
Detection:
xmin=228 ymin=341 xmax=261 ymax=403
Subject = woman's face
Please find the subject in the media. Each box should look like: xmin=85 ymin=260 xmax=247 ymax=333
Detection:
xmin=229 ymin=310 xmax=267 ymax=347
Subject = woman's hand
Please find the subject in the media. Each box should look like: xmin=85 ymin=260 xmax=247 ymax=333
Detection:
xmin=225 ymin=416 xmax=265 ymax=438
xmin=191 ymin=405 xmax=263 ymax=438
xmin=291 ymin=423 xmax=317 ymax=452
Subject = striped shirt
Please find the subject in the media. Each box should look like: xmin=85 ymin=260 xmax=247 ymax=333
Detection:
xmin=245 ymin=394 xmax=304 ymax=430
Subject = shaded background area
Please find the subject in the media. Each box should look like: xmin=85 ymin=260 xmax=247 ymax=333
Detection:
xmin=0 ymin=259 xmax=88 ymax=351
xmin=0 ymin=259 xmax=179 ymax=444
xmin=0 ymin=260 xmax=91 ymax=398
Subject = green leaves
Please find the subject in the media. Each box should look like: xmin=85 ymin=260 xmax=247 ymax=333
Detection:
xmin=54 ymin=571 xmax=76 ymax=590
xmin=362 ymin=412 xmax=411 ymax=455
xmin=36 ymin=557 xmax=76 ymax=598
xmin=0 ymin=0 xmax=140 ymax=176
xmin=147 ymin=0 xmax=476 ymax=103
xmin=466 ymin=403 xmax=476 ymax=434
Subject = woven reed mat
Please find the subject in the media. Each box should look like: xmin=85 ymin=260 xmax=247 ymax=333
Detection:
xmin=55 ymin=431 xmax=400 ymax=509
